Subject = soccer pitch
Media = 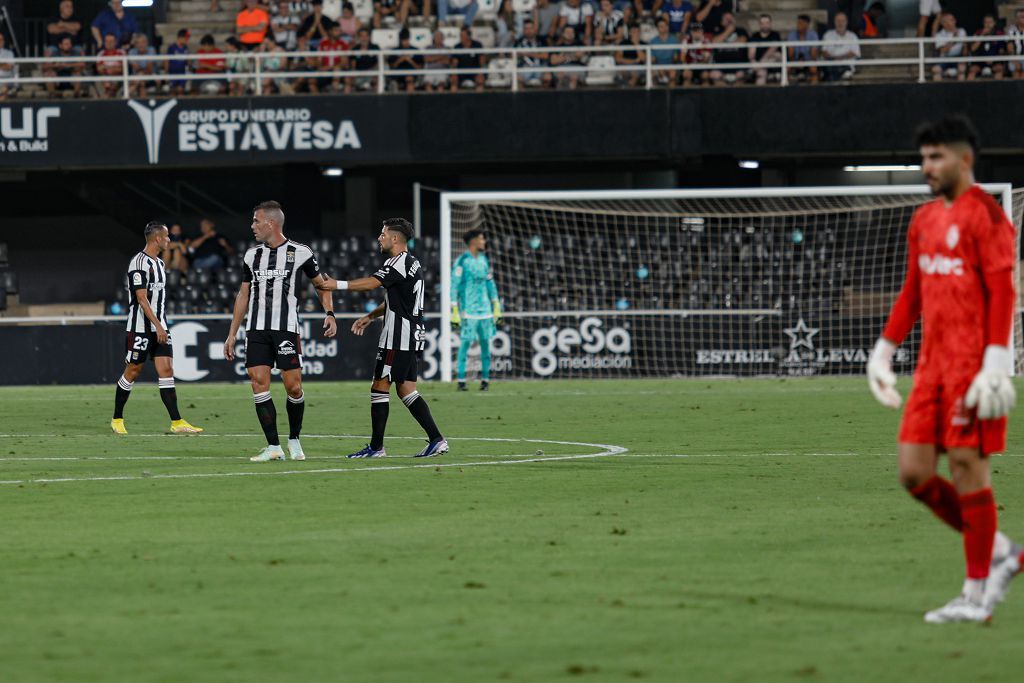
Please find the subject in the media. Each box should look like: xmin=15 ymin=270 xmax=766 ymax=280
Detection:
xmin=4 ymin=378 xmax=1024 ymax=682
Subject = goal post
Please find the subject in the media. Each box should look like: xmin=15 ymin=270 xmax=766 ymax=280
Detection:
xmin=438 ymin=184 xmax=1019 ymax=382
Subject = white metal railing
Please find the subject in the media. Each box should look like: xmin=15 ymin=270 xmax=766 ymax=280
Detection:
xmin=0 ymin=34 xmax=1020 ymax=97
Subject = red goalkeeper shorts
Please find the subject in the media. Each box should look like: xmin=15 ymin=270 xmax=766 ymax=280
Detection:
xmin=899 ymin=373 xmax=1007 ymax=456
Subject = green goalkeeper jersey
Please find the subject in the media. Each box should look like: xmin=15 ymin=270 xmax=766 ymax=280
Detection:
xmin=452 ymin=251 xmax=499 ymax=318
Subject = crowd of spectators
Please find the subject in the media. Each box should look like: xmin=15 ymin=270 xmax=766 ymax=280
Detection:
xmin=3 ymin=0 xmax=1024 ymax=97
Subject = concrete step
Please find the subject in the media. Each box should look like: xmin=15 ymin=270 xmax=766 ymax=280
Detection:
xmin=738 ymin=9 xmax=827 ymax=34
xmin=745 ymin=0 xmax=817 ymax=12
xmin=156 ymin=20 xmax=236 ymax=36
xmin=166 ymin=10 xmax=237 ymax=23
xmin=169 ymin=0 xmax=227 ymax=12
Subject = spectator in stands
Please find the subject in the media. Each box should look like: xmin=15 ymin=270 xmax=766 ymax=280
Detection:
xmin=821 ymin=12 xmax=860 ymax=81
xmin=967 ymin=14 xmax=1004 ymax=81
xmin=128 ymin=32 xmax=158 ymax=97
xmin=680 ymin=21 xmax=711 ymax=86
xmin=632 ymin=0 xmax=663 ymax=24
xmin=450 ymin=25 xmax=485 ymax=92
xmin=196 ymin=34 xmax=227 ymax=95
xmin=615 ymin=23 xmax=645 ymax=87
xmin=707 ymin=10 xmax=747 ymax=86
xmin=932 ymin=11 xmax=966 ymax=81
xmin=46 ymin=0 xmax=84 ymax=55
xmin=438 ymin=0 xmax=479 ymax=27
xmin=188 ymin=219 xmax=234 ymax=271
xmin=786 ymin=13 xmax=819 ymax=84
xmin=91 ymin=0 xmax=138 ymax=49
xmin=747 ymin=14 xmax=780 ymax=85
xmin=917 ymin=0 xmax=941 ymax=38
xmin=649 ymin=18 xmax=678 ymax=86
xmin=237 ymin=0 xmax=271 ymax=51
xmin=348 ymin=27 xmax=381 ymax=92
xmin=299 ymin=0 xmax=338 ymax=48
xmin=533 ymin=0 xmax=558 ymax=40
xmin=556 ymin=0 xmax=594 ymax=45
xmin=0 ymin=34 xmax=15 ymax=100
xmin=259 ymin=36 xmax=290 ymax=93
xmin=373 ymin=0 xmax=414 ymax=29
xmin=860 ymin=2 xmax=886 ymax=39
xmin=337 ymin=2 xmax=362 ymax=42
xmin=291 ymin=35 xmax=323 ymax=92
xmin=161 ymin=224 xmax=190 ymax=274
xmin=96 ymin=32 xmax=126 ymax=98
xmin=549 ymin=25 xmax=586 ymax=88
xmin=593 ymin=0 xmax=625 ymax=45
xmin=272 ymin=0 xmax=302 ymax=50
xmin=423 ymin=30 xmax=451 ymax=91
xmin=661 ymin=0 xmax=693 ymax=38
xmin=1009 ymin=8 xmax=1024 ymax=80
xmin=515 ymin=19 xmax=551 ymax=87
xmin=388 ymin=29 xmax=422 ymax=91
xmin=167 ymin=28 xmax=191 ymax=97
xmin=694 ymin=0 xmax=737 ymax=35
xmin=318 ymin=22 xmax=349 ymax=92
xmin=495 ymin=0 xmax=517 ymax=47
xmin=45 ymin=34 xmax=85 ymax=97
xmin=225 ymin=36 xmax=254 ymax=95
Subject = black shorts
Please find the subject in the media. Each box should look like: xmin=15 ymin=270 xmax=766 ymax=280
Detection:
xmin=245 ymin=330 xmax=303 ymax=371
xmin=374 ymin=347 xmax=419 ymax=384
xmin=125 ymin=331 xmax=173 ymax=365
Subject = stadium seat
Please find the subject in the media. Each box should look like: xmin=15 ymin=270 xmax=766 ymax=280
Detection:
xmin=486 ymin=58 xmax=514 ymax=88
xmin=439 ymin=25 xmax=461 ymax=47
xmin=471 ymin=25 xmax=496 ymax=48
xmin=511 ymin=0 xmax=536 ymax=11
xmin=351 ymin=0 xmax=374 ymax=22
xmin=372 ymin=28 xmax=400 ymax=50
xmin=409 ymin=27 xmax=432 ymax=49
xmin=477 ymin=0 xmax=499 ymax=21
xmin=586 ymin=55 xmax=616 ymax=86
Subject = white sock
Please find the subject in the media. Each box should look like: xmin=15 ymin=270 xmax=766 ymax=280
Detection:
xmin=962 ymin=578 xmax=985 ymax=603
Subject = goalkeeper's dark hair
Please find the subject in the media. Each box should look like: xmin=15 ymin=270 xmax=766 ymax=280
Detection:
xmin=463 ymin=229 xmax=485 ymax=245
xmin=144 ymin=221 xmax=167 ymax=240
xmin=914 ymin=115 xmax=979 ymax=154
xmin=383 ymin=217 xmax=414 ymax=242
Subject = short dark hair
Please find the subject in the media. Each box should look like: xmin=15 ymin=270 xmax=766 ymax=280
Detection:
xmin=868 ymin=3 xmax=885 ymax=13
xmin=797 ymin=13 xmax=810 ymax=22
xmin=144 ymin=221 xmax=167 ymax=240
xmin=383 ymin=217 xmax=414 ymax=241
xmin=200 ymin=34 xmax=215 ymax=45
xmin=463 ymin=229 xmax=485 ymax=245
xmin=914 ymin=115 xmax=979 ymax=153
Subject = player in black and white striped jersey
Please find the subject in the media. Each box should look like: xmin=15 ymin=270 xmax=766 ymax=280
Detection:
xmin=316 ymin=218 xmax=447 ymax=459
xmin=110 ymin=221 xmax=203 ymax=436
xmin=224 ymin=200 xmax=338 ymax=463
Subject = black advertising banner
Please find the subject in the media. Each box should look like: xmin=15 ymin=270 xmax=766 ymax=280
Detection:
xmin=0 ymin=96 xmax=409 ymax=169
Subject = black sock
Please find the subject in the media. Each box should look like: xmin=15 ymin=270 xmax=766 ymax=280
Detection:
xmin=401 ymin=391 xmax=442 ymax=442
xmin=253 ymin=391 xmax=280 ymax=446
xmin=158 ymin=377 xmax=182 ymax=421
xmin=286 ymin=392 xmax=304 ymax=440
xmin=370 ymin=391 xmax=389 ymax=450
xmin=113 ymin=374 xmax=133 ymax=419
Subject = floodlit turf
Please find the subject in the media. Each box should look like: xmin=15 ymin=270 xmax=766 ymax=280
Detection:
xmin=4 ymin=377 xmax=1024 ymax=682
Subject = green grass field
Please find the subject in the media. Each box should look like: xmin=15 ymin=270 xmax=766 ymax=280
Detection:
xmin=4 ymin=377 xmax=1024 ymax=682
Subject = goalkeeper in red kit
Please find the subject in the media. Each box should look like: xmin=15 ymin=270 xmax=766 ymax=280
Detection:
xmin=866 ymin=115 xmax=1021 ymax=623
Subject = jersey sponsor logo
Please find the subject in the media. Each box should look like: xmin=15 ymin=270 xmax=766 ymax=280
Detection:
xmin=531 ymin=317 xmax=632 ymax=377
xmin=946 ymin=224 xmax=960 ymax=250
xmin=253 ymin=268 xmax=291 ymax=280
xmin=919 ymin=254 xmax=964 ymax=276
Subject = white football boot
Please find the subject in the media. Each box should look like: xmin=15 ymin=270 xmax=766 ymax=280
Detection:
xmin=287 ymin=438 xmax=306 ymax=461
xmin=249 ymin=445 xmax=286 ymax=462
xmin=924 ymin=590 xmax=991 ymax=624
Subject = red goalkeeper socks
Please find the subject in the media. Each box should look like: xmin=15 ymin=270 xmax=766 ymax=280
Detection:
xmin=960 ymin=488 xmax=997 ymax=580
xmin=911 ymin=475 xmax=963 ymax=532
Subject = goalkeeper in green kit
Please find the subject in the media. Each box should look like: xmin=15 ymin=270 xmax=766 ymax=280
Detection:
xmin=451 ymin=229 xmax=502 ymax=391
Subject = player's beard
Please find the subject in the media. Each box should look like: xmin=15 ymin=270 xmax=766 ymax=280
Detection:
xmin=926 ymin=172 xmax=957 ymax=199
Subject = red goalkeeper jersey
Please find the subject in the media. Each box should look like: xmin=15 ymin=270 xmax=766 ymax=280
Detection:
xmin=884 ymin=185 xmax=1016 ymax=379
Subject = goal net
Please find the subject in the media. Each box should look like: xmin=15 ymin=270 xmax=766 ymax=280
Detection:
xmin=438 ymin=186 xmax=1023 ymax=382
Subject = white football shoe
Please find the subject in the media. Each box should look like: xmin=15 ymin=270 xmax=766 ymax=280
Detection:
xmin=985 ymin=546 xmax=1022 ymax=609
xmin=924 ymin=593 xmax=992 ymax=624
xmin=250 ymin=445 xmax=286 ymax=462
xmin=287 ymin=438 xmax=305 ymax=461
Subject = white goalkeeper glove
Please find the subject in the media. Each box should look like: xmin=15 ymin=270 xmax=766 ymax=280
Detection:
xmin=965 ymin=345 xmax=1016 ymax=420
xmin=867 ymin=338 xmax=902 ymax=409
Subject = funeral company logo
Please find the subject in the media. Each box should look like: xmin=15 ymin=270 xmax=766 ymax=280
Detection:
xmin=128 ymin=99 xmax=178 ymax=164
xmin=128 ymin=100 xmax=362 ymax=164
xmin=0 ymin=106 xmax=61 ymax=153
xmin=531 ymin=317 xmax=631 ymax=377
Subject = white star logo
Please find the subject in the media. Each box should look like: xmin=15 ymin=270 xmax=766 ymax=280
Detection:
xmin=784 ymin=319 xmax=819 ymax=351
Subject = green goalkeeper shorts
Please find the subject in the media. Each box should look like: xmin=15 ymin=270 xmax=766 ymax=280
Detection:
xmin=460 ymin=318 xmax=496 ymax=345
